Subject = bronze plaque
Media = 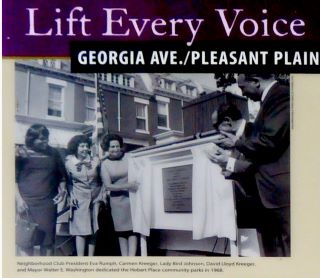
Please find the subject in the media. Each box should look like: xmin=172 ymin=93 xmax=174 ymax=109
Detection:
xmin=162 ymin=164 xmax=192 ymax=213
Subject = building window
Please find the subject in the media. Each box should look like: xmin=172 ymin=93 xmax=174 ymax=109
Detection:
xmin=111 ymin=74 xmax=119 ymax=84
xmin=157 ymin=102 xmax=169 ymax=128
xmin=100 ymin=73 xmax=106 ymax=81
xmin=136 ymin=103 xmax=147 ymax=130
xmin=156 ymin=95 xmax=170 ymax=129
xmin=85 ymin=92 xmax=96 ymax=122
xmin=186 ymin=86 xmax=196 ymax=96
xmin=38 ymin=59 xmax=62 ymax=69
xmin=165 ymin=81 xmax=170 ymax=90
xmin=159 ymin=79 xmax=165 ymax=89
xmin=48 ymin=84 xmax=63 ymax=117
xmin=159 ymin=79 xmax=176 ymax=91
xmin=60 ymin=61 xmax=69 ymax=71
xmin=123 ymin=76 xmax=131 ymax=87
xmin=46 ymin=77 xmax=66 ymax=119
xmin=134 ymin=97 xmax=149 ymax=133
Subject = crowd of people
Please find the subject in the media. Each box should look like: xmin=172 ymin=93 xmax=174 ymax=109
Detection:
xmin=15 ymin=74 xmax=290 ymax=257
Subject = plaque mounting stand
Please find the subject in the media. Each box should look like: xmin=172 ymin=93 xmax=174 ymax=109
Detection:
xmin=130 ymin=135 xmax=239 ymax=256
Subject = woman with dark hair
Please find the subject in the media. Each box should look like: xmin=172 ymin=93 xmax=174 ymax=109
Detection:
xmin=100 ymin=134 xmax=139 ymax=256
xmin=16 ymin=124 xmax=67 ymax=256
xmin=65 ymin=135 xmax=102 ymax=256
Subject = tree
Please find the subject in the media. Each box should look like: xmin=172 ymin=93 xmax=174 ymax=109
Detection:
xmin=214 ymin=73 xmax=236 ymax=91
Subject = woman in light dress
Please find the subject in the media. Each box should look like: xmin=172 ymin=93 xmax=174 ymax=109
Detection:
xmin=65 ymin=135 xmax=103 ymax=256
xmin=100 ymin=134 xmax=139 ymax=256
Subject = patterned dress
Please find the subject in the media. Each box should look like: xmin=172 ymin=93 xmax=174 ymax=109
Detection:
xmin=16 ymin=147 xmax=66 ymax=246
xmin=65 ymin=155 xmax=102 ymax=236
xmin=100 ymin=154 xmax=133 ymax=232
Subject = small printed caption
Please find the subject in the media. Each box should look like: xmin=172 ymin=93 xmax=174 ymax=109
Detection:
xmin=16 ymin=260 xmax=256 ymax=274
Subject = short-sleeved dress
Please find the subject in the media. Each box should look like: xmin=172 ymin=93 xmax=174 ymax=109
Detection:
xmin=65 ymin=155 xmax=102 ymax=236
xmin=16 ymin=147 xmax=66 ymax=246
xmin=101 ymin=154 xmax=133 ymax=232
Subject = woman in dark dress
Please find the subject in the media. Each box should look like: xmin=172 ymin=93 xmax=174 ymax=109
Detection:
xmin=16 ymin=124 xmax=67 ymax=256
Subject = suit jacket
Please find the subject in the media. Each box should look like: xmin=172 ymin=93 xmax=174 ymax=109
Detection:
xmin=235 ymin=82 xmax=290 ymax=209
xmin=223 ymin=122 xmax=256 ymax=197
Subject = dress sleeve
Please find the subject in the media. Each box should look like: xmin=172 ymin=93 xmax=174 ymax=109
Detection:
xmin=15 ymin=157 xmax=24 ymax=183
xmin=93 ymin=157 xmax=103 ymax=186
xmin=53 ymin=148 xmax=68 ymax=183
xmin=100 ymin=160 xmax=112 ymax=187
xmin=15 ymin=146 xmax=28 ymax=183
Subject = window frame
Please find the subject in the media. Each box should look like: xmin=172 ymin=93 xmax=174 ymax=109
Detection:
xmin=156 ymin=95 xmax=170 ymax=130
xmin=38 ymin=59 xmax=61 ymax=69
xmin=134 ymin=97 xmax=150 ymax=134
xmin=46 ymin=78 xmax=66 ymax=120
xmin=84 ymin=86 xmax=96 ymax=123
xmin=111 ymin=73 xmax=119 ymax=84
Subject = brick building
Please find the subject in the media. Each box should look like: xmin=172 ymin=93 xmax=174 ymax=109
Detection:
xmin=15 ymin=60 xmax=207 ymax=150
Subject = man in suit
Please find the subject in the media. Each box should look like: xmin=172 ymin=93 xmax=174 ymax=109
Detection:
xmin=209 ymin=103 xmax=260 ymax=229
xmin=210 ymin=74 xmax=290 ymax=257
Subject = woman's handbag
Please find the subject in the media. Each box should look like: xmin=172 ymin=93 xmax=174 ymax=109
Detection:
xmin=16 ymin=210 xmax=41 ymax=249
xmin=95 ymin=198 xmax=121 ymax=255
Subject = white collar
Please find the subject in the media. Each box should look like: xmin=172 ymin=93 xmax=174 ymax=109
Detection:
xmin=261 ymin=80 xmax=278 ymax=102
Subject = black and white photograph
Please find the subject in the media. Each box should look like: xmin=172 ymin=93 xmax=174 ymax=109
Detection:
xmin=14 ymin=59 xmax=290 ymax=257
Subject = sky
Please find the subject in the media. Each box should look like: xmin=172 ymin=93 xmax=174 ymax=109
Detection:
xmin=171 ymin=73 xmax=218 ymax=91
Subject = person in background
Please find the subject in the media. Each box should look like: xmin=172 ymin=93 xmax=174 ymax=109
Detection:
xmin=209 ymin=104 xmax=259 ymax=229
xmin=100 ymin=134 xmax=139 ymax=256
xmin=65 ymin=135 xmax=102 ymax=256
xmin=212 ymin=103 xmax=246 ymax=135
xmin=16 ymin=124 xmax=67 ymax=256
xmin=211 ymin=74 xmax=290 ymax=256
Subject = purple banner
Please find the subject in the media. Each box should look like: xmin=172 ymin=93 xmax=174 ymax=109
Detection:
xmin=3 ymin=0 xmax=320 ymax=57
